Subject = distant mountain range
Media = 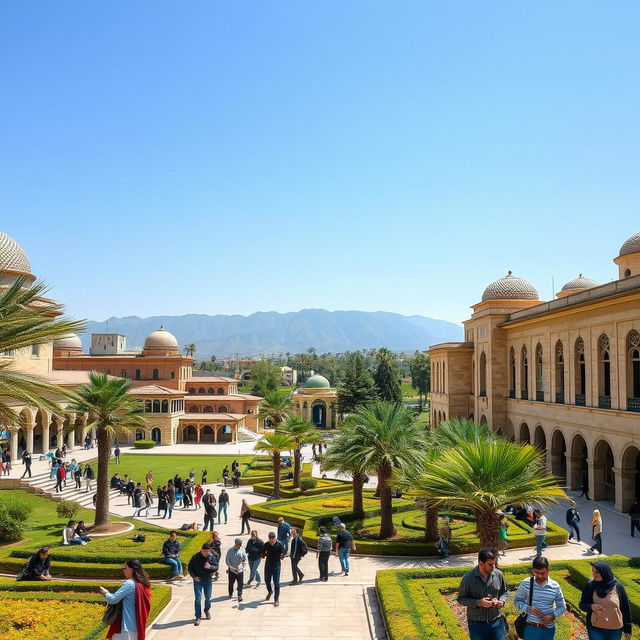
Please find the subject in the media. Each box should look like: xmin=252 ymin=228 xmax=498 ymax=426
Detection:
xmin=84 ymin=309 xmax=462 ymax=358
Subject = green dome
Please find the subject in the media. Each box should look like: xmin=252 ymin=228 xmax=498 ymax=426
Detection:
xmin=304 ymin=374 xmax=331 ymax=389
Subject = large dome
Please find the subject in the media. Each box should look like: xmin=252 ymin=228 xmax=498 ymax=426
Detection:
xmin=619 ymin=232 xmax=640 ymax=257
xmin=481 ymin=271 xmax=539 ymax=302
xmin=0 ymin=232 xmax=31 ymax=274
xmin=53 ymin=333 xmax=83 ymax=350
xmin=304 ymin=374 xmax=331 ymax=389
xmin=561 ymin=274 xmax=598 ymax=292
xmin=144 ymin=326 xmax=178 ymax=351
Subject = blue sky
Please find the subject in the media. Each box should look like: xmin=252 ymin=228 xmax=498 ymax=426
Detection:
xmin=2 ymin=1 xmax=639 ymax=326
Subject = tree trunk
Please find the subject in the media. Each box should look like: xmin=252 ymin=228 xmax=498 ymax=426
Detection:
xmin=293 ymin=446 xmax=301 ymax=488
xmin=94 ymin=426 xmax=111 ymax=528
xmin=272 ymin=451 xmax=281 ymax=499
xmin=425 ymin=505 xmax=439 ymax=542
xmin=378 ymin=463 xmax=394 ymax=539
xmin=352 ymin=471 xmax=365 ymax=519
xmin=477 ymin=509 xmax=501 ymax=562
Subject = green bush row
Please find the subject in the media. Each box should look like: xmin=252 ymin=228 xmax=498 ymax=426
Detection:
xmin=251 ymin=478 xmax=350 ymax=498
xmin=134 ymin=439 xmax=156 ymax=449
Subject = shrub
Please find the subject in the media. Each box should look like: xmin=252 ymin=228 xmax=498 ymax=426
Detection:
xmin=134 ymin=439 xmax=156 ymax=449
xmin=56 ymin=500 xmax=81 ymax=521
xmin=299 ymin=477 xmax=318 ymax=492
xmin=0 ymin=495 xmax=32 ymax=542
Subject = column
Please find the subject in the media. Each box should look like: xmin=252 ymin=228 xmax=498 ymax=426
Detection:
xmin=10 ymin=427 xmax=19 ymax=462
xmin=214 ymin=426 xmax=218 ymax=443
xmin=589 ymin=458 xmax=606 ymax=501
xmin=56 ymin=421 xmax=64 ymax=449
xmin=25 ymin=422 xmax=35 ymax=453
xmin=614 ymin=466 xmax=634 ymax=513
xmin=566 ymin=455 xmax=583 ymax=490
xmin=42 ymin=423 xmax=50 ymax=453
xmin=233 ymin=424 xmax=237 ymax=444
xmin=196 ymin=426 xmax=201 ymax=443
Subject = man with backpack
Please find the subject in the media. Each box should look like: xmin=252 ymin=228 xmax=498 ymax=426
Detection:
xmin=289 ymin=528 xmax=307 ymax=584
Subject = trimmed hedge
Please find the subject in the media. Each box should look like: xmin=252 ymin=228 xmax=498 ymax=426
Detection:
xmin=134 ymin=439 xmax=156 ymax=449
xmin=238 ymin=457 xmax=312 ymax=486
xmin=252 ymin=477 xmax=350 ymax=498
xmin=376 ymin=555 xmax=640 ymax=640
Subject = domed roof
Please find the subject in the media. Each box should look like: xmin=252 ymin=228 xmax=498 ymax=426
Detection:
xmin=53 ymin=333 xmax=83 ymax=350
xmin=481 ymin=271 xmax=539 ymax=302
xmin=144 ymin=326 xmax=178 ymax=350
xmin=0 ymin=232 xmax=31 ymax=274
xmin=304 ymin=374 xmax=331 ymax=389
xmin=561 ymin=274 xmax=598 ymax=292
xmin=619 ymin=232 xmax=640 ymax=257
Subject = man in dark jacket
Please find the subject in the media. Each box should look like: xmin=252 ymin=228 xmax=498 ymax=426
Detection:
xmin=245 ymin=530 xmax=264 ymax=587
xmin=629 ymin=498 xmax=640 ymax=537
xmin=262 ymin=532 xmax=285 ymax=606
xmin=188 ymin=542 xmax=219 ymax=626
xmin=19 ymin=547 xmax=51 ymax=581
xmin=162 ymin=531 xmax=184 ymax=580
xmin=21 ymin=450 xmax=32 ymax=479
xmin=289 ymin=528 xmax=307 ymax=585
xmin=203 ymin=490 xmax=216 ymax=531
xmin=565 ymin=500 xmax=581 ymax=542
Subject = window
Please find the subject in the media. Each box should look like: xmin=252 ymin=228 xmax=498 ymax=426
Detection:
xmin=199 ymin=388 xmax=205 ymax=394
xmin=204 ymin=406 xmax=213 ymax=413
xmin=218 ymin=405 xmax=228 ymax=413
xmin=575 ymin=338 xmax=586 ymax=405
xmin=627 ymin=330 xmax=640 ymax=411
xmin=145 ymin=400 xmax=152 ymax=412
xmin=535 ymin=343 xmax=544 ymax=401
xmin=121 ymin=369 xmax=127 ymax=378
xmin=509 ymin=347 xmax=516 ymax=397
xmin=625 ymin=268 xmax=632 ymax=278
xmin=152 ymin=368 xmax=159 ymax=380
xmin=161 ymin=400 xmax=168 ymax=413
xmin=520 ymin=346 xmax=529 ymax=399
xmin=208 ymin=387 xmax=215 ymax=394
xmin=598 ymin=334 xmax=611 ymax=408
xmin=153 ymin=399 xmax=161 ymax=413
xmin=31 ymin=344 xmax=39 ymax=357
xmin=135 ymin=369 xmax=141 ymax=381
xmin=217 ymin=387 xmax=224 ymax=395
xmin=170 ymin=371 xmax=175 ymax=380
xmin=555 ymin=340 xmax=565 ymax=403
xmin=188 ymin=388 xmax=195 ymax=394
xmin=479 ymin=351 xmax=487 ymax=396
xmin=3 ymin=349 xmax=15 ymax=357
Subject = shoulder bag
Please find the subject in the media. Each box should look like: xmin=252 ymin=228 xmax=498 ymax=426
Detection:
xmin=102 ymin=601 xmax=122 ymax=625
xmin=514 ymin=577 xmax=534 ymax=639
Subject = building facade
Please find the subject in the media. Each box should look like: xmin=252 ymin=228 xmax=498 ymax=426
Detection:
xmin=429 ymin=233 xmax=640 ymax=512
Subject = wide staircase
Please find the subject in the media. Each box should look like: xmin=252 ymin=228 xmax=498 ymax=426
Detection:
xmin=237 ymin=426 xmax=261 ymax=442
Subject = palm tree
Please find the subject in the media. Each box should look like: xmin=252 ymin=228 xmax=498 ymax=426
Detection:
xmin=341 ymin=402 xmax=429 ymax=538
xmin=279 ymin=416 xmax=321 ymax=488
xmin=410 ymin=438 xmax=565 ymax=554
xmin=0 ymin=276 xmax=85 ymax=423
xmin=259 ymin=389 xmax=293 ymax=430
xmin=68 ymin=372 xmax=148 ymax=528
xmin=255 ymin=432 xmax=297 ymax=499
xmin=184 ymin=343 xmax=196 ymax=358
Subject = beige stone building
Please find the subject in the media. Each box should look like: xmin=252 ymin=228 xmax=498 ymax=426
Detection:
xmin=429 ymin=232 xmax=640 ymax=512
xmin=292 ymin=374 xmax=338 ymax=429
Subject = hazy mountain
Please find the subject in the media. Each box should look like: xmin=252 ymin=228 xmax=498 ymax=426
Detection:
xmin=84 ymin=309 xmax=462 ymax=358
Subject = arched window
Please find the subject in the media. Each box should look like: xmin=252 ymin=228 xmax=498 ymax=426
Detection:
xmin=135 ymin=428 xmax=145 ymax=441
xmin=208 ymin=387 xmax=215 ymax=394
xmin=575 ymin=338 xmax=586 ymax=405
xmin=442 ymin=361 xmax=446 ymax=393
xmin=152 ymin=399 xmax=160 ymax=413
xmin=199 ymin=388 xmax=205 ymax=394
xmin=135 ymin=369 xmax=141 ymax=380
xmin=555 ymin=340 xmax=565 ymax=403
xmin=31 ymin=344 xmax=39 ymax=357
xmin=161 ymin=400 xmax=168 ymax=413
xmin=189 ymin=406 xmax=199 ymax=413
xmin=535 ymin=343 xmax=544 ymax=401
xmin=598 ymin=334 xmax=611 ymax=408
xmin=627 ymin=330 xmax=640 ymax=412
xmin=170 ymin=371 xmax=175 ymax=380
xmin=188 ymin=387 xmax=195 ymax=394
xmin=509 ymin=347 xmax=516 ymax=398
xmin=152 ymin=368 xmax=159 ymax=380
xmin=479 ymin=352 xmax=487 ymax=397
xmin=144 ymin=400 xmax=152 ymax=412
xmin=217 ymin=387 xmax=224 ymax=395
xmin=520 ymin=346 xmax=529 ymax=400
xmin=203 ymin=406 xmax=213 ymax=413
xmin=218 ymin=405 xmax=228 ymax=413
xmin=151 ymin=427 xmax=161 ymax=444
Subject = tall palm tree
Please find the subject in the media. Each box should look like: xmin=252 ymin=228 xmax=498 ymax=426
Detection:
xmin=255 ymin=432 xmax=297 ymax=499
xmin=411 ymin=438 xmax=565 ymax=554
xmin=184 ymin=344 xmax=196 ymax=358
xmin=279 ymin=416 xmax=321 ymax=488
xmin=68 ymin=372 xmax=148 ymax=528
xmin=259 ymin=389 xmax=293 ymax=430
xmin=341 ymin=402 xmax=429 ymax=538
xmin=0 ymin=276 xmax=85 ymax=423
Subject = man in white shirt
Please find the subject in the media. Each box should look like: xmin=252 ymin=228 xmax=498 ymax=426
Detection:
xmin=225 ymin=538 xmax=248 ymax=602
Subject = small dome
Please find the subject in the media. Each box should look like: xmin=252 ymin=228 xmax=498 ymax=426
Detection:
xmin=0 ymin=232 xmax=31 ymax=274
xmin=144 ymin=326 xmax=178 ymax=350
xmin=481 ymin=271 xmax=539 ymax=302
xmin=619 ymin=232 xmax=640 ymax=257
xmin=304 ymin=374 xmax=331 ymax=389
xmin=561 ymin=274 xmax=598 ymax=292
xmin=54 ymin=333 xmax=83 ymax=350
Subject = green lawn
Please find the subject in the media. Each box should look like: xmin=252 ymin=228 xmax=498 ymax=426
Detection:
xmin=401 ymin=381 xmax=418 ymax=398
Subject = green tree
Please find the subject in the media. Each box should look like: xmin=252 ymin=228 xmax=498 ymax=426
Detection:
xmin=409 ymin=352 xmax=430 ymax=412
xmin=255 ymin=432 xmax=297 ymax=499
xmin=68 ymin=372 xmax=148 ymax=528
xmin=336 ymin=352 xmax=377 ymax=416
xmin=250 ymin=361 xmax=281 ymax=396
xmin=279 ymin=416 xmax=322 ymax=488
xmin=0 ymin=276 xmax=85 ymax=423
xmin=259 ymin=389 xmax=293 ymax=430
xmin=342 ymin=402 xmax=429 ymax=538
xmin=373 ymin=348 xmax=402 ymax=403
xmin=184 ymin=343 xmax=196 ymax=357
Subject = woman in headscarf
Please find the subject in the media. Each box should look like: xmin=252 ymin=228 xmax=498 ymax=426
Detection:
xmin=579 ymin=561 xmax=632 ymax=640
xmin=590 ymin=509 xmax=603 ymax=554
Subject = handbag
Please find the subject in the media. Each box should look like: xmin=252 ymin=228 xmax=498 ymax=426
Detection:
xmin=514 ymin=577 xmax=534 ymax=639
xmin=102 ymin=601 xmax=122 ymax=625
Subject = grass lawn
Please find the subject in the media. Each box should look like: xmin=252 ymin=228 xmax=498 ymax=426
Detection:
xmin=401 ymin=381 xmax=418 ymax=398
xmin=376 ymin=555 xmax=640 ymax=640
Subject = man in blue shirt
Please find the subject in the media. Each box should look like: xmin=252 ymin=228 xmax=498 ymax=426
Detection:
xmin=515 ymin=556 xmax=566 ymax=640
xmin=277 ymin=517 xmax=291 ymax=554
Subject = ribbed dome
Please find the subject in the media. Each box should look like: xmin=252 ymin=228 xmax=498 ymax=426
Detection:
xmin=53 ymin=333 xmax=83 ymax=350
xmin=619 ymin=232 xmax=640 ymax=257
xmin=561 ymin=274 xmax=598 ymax=292
xmin=304 ymin=374 xmax=331 ymax=389
xmin=481 ymin=272 xmax=539 ymax=302
xmin=0 ymin=232 xmax=31 ymax=274
xmin=144 ymin=326 xmax=178 ymax=350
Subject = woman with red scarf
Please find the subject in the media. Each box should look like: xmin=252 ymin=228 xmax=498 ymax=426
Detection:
xmin=100 ymin=559 xmax=152 ymax=640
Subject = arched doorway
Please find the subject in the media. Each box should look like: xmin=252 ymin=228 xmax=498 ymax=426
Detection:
xmin=534 ymin=425 xmax=546 ymax=451
xmin=621 ymin=446 xmax=640 ymax=508
xmin=135 ymin=428 xmax=146 ymax=441
xmin=519 ymin=422 xmax=530 ymax=444
xmin=570 ymin=433 xmax=588 ymax=490
xmin=182 ymin=424 xmax=198 ymax=442
xmin=151 ymin=427 xmax=162 ymax=444
xmin=312 ymin=401 xmax=327 ymax=428
xmin=201 ymin=425 xmax=215 ymax=443
xmin=593 ymin=439 xmax=615 ymax=501
xmin=551 ymin=430 xmax=567 ymax=483
xmin=480 ymin=415 xmax=488 ymax=426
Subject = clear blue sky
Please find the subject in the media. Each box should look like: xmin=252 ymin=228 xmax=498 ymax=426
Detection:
xmin=2 ymin=1 xmax=639 ymax=326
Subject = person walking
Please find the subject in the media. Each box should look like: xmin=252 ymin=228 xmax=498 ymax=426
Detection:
xmin=317 ymin=526 xmax=333 ymax=582
xmin=246 ymin=530 xmax=264 ymax=587
xmin=590 ymin=510 xmax=603 ymax=555
xmin=21 ymin=450 xmax=32 ymax=479
xmin=335 ymin=523 xmax=355 ymax=575
xmin=232 ymin=469 xmax=241 ymax=488
xmin=225 ymin=538 xmax=248 ymax=602
xmin=55 ymin=463 xmax=65 ymax=493
xmin=113 ymin=445 xmax=121 ymax=464
xmin=566 ymin=500 xmax=581 ymax=543
xmin=194 ymin=483 xmax=204 ymax=509
xmin=222 ymin=466 xmax=229 ymax=487
xmin=188 ymin=542 xmax=219 ymax=626
xmin=166 ymin=482 xmax=175 ymax=519
xmin=533 ymin=509 xmax=548 ymax=557
xmin=18 ymin=546 xmax=52 ymax=581
xmin=277 ymin=517 xmax=291 ymax=554
xmin=580 ymin=472 xmax=590 ymax=500
xmin=457 ymin=549 xmax=508 ymax=640
xmin=289 ymin=528 xmax=307 ymax=584
xmin=218 ymin=489 xmax=229 ymax=524
xmin=74 ymin=464 xmax=82 ymax=490
xmin=83 ymin=464 xmax=94 ymax=493
xmin=240 ymin=499 xmax=251 ymax=534
xmin=162 ymin=531 xmax=185 ymax=581
xmin=261 ymin=531 xmax=285 ymax=606
xmin=157 ymin=486 xmax=167 ymax=518
xmin=145 ymin=470 xmax=153 ymax=489
xmin=203 ymin=490 xmax=217 ymax=531
xmin=515 ymin=556 xmax=566 ymax=640
xmin=132 ymin=483 xmax=144 ymax=517
xmin=201 ymin=469 xmax=208 ymax=485
xmin=579 ymin=561 xmax=632 ymax=640
xmin=209 ymin=530 xmax=222 ymax=581
xmin=498 ymin=516 xmax=510 ymax=556
xmin=629 ymin=498 xmax=640 ymax=537
xmin=438 ymin=518 xmax=452 ymax=561
xmin=101 ymin=559 xmax=152 ymax=640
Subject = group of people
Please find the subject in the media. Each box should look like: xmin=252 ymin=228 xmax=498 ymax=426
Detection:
xmin=0 ymin=446 xmax=11 ymax=475
xmin=221 ymin=460 xmax=243 ymax=488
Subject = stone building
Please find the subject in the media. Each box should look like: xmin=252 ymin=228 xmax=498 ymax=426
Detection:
xmin=292 ymin=374 xmax=338 ymax=429
xmin=429 ymin=232 xmax=640 ymax=512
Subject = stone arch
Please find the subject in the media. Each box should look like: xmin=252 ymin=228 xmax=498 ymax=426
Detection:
xmin=593 ymin=438 xmax=615 ymax=501
xmin=218 ymin=405 xmax=228 ymax=413
xmin=208 ymin=387 xmax=215 ymax=394
xmin=201 ymin=425 xmax=215 ymax=443
xmin=34 ymin=408 xmax=49 ymax=454
xmin=570 ymin=433 xmax=588 ymax=490
xmin=620 ymin=445 xmax=640 ymax=508
xmin=203 ymin=406 xmax=213 ymax=413
xmin=151 ymin=427 xmax=162 ymax=444
xmin=479 ymin=414 xmax=488 ymax=426
xmin=312 ymin=400 xmax=327 ymax=428
xmin=182 ymin=424 xmax=198 ymax=442
xmin=135 ymin=428 xmax=146 ymax=441
xmin=550 ymin=429 xmax=567 ymax=483
xmin=519 ymin=422 xmax=530 ymax=444
xmin=189 ymin=406 xmax=200 ymax=413
xmin=574 ymin=337 xmax=586 ymax=405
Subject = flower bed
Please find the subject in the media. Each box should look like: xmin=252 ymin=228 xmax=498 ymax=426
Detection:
xmin=376 ymin=555 xmax=640 ymax=640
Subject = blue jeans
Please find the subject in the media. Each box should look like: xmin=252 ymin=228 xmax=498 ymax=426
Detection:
xmin=535 ymin=535 xmax=547 ymax=556
xmin=164 ymin=557 xmax=182 ymax=576
xmin=568 ymin=522 xmax=581 ymax=541
xmin=588 ymin=627 xmax=622 ymax=640
xmin=166 ymin=503 xmax=173 ymax=519
xmin=278 ymin=538 xmax=289 ymax=554
xmin=218 ymin=503 xmax=228 ymax=523
xmin=248 ymin=558 xmax=261 ymax=584
xmin=524 ymin=624 xmax=556 ymax=640
xmin=264 ymin=562 xmax=281 ymax=601
xmin=193 ymin=578 xmax=212 ymax=619
xmin=468 ymin=617 xmax=506 ymax=640
xmin=338 ymin=547 xmax=351 ymax=572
